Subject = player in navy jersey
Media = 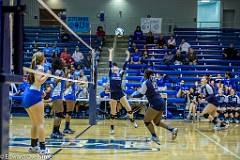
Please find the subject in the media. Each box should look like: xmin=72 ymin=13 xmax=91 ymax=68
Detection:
xmin=108 ymin=48 xmax=137 ymax=134
xmin=63 ymin=68 xmax=76 ymax=134
xmin=131 ymin=69 xmax=178 ymax=145
xmin=226 ymin=89 xmax=240 ymax=123
xmin=50 ymin=69 xmax=65 ymax=139
xmin=215 ymin=89 xmax=227 ymax=121
xmin=186 ymin=87 xmax=199 ymax=122
xmin=22 ymin=52 xmax=50 ymax=154
xmin=200 ymin=77 xmax=228 ymax=130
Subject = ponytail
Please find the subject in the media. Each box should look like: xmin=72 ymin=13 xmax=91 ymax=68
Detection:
xmin=28 ymin=52 xmax=44 ymax=84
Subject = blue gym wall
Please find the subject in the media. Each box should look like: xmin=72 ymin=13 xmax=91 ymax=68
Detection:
xmin=21 ymin=0 xmax=240 ymax=34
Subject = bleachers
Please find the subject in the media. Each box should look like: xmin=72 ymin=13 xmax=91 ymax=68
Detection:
xmin=127 ymin=28 xmax=240 ymax=114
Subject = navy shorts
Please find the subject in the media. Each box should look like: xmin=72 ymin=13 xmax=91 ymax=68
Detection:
xmin=110 ymin=91 xmax=125 ymax=101
xmin=22 ymin=89 xmax=42 ymax=108
xmin=149 ymin=98 xmax=165 ymax=111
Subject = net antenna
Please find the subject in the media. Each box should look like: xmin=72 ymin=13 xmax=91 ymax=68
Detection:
xmin=36 ymin=0 xmax=96 ymax=83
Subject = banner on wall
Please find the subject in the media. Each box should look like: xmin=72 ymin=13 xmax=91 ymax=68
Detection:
xmin=67 ymin=17 xmax=90 ymax=33
xmin=141 ymin=18 xmax=162 ymax=34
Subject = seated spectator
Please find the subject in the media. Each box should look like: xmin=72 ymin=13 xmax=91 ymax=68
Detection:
xmin=32 ymin=42 xmax=39 ymax=53
xmin=163 ymin=52 xmax=174 ymax=65
xmin=226 ymin=89 xmax=240 ymax=123
xmin=72 ymin=46 xmax=84 ymax=65
xmin=145 ymin=31 xmax=154 ymax=44
xmin=52 ymin=51 xmax=63 ymax=73
xmin=83 ymin=54 xmax=91 ymax=69
xmin=223 ymin=43 xmax=238 ymax=60
xmin=187 ymin=48 xmax=197 ymax=65
xmin=179 ymin=39 xmax=191 ymax=53
xmin=133 ymin=25 xmax=143 ymax=40
xmin=52 ymin=42 xmax=60 ymax=54
xmin=130 ymin=48 xmax=142 ymax=64
xmin=61 ymin=30 xmax=70 ymax=42
xmin=167 ymin=36 xmax=176 ymax=49
xmin=96 ymin=26 xmax=106 ymax=46
xmin=176 ymin=80 xmax=189 ymax=99
xmin=60 ymin=48 xmax=75 ymax=66
xmin=174 ymin=49 xmax=184 ymax=65
xmin=157 ymin=34 xmax=166 ymax=49
xmin=43 ymin=42 xmax=53 ymax=57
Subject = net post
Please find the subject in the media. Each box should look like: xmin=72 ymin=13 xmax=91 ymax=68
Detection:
xmin=89 ymin=50 xmax=97 ymax=125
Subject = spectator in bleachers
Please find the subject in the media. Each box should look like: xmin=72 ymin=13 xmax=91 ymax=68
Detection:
xmin=179 ymin=39 xmax=191 ymax=53
xmin=223 ymin=43 xmax=238 ymax=60
xmin=43 ymin=42 xmax=53 ymax=57
xmin=156 ymin=33 xmax=166 ymax=49
xmin=83 ymin=54 xmax=91 ymax=69
xmin=163 ymin=52 xmax=174 ymax=65
xmin=60 ymin=48 xmax=75 ymax=66
xmin=167 ymin=36 xmax=176 ymax=49
xmin=130 ymin=48 xmax=142 ymax=64
xmin=32 ymin=42 xmax=39 ymax=53
xmin=96 ymin=26 xmax=106 ymax=46
xmin=52 ymin=51 xmax=63 ymax=73
xmin=52 ymin=42 xmax=60 ymax=54
xmin=176 ymin=80 xmax=189 ymax=99
xmin=61 ymin=30 xmax=70 ymax=42
xmin=72 ymin=46 xmax=84 ymax=66
xmin=216 ymin=89 xmax=227 ymax=121
xmin=187 ymin=48 xmax=197 ymax=65
xmin=174 ymin=49 xmax=184 ymax=65
xmin=224 ymin=72 xmax=235 ymax=95
xmin=133 ymin=25 xmax=143 ymax=40
xmin=145 ymin=31 xmax=154 ymax=44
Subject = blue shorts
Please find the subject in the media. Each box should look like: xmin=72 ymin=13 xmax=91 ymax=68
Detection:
xmin=149 ymin=98 xmax=165 ymax=111
xmin=51 ymin=95 xmax=63 ymax=101
xmin=110 ymin=91 xmax=125 ymax=101
xmin=22 ymin=89 xmax=42 ymax=108
xmin=64 ymin=94 xmax=76 ymax=101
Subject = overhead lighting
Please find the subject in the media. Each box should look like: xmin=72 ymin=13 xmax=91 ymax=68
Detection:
xmin=200 ymin=0 xmax=210 ymax=3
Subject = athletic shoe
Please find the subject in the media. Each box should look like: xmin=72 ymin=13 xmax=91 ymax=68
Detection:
xmin=50 ymin=132 xmax=64 ymax=139
xmin=63 ymin=128 xmax=75 ymax=134
xmin=229 ymin=118 xmax=234 ymax=123
xmin=224 ymin=119 xmax=229 ymax=124
xmin=39 ymin=148 xmax=50 ymax=155
xmin=28 ymin=146 xmax=41 ymax=153
xmin=171 ymin=128 xmax=178 ymax=140
xmin=234 ymin=119 xmax=239 ymax=124
xmin=213 ymin=123 xmax=229 ymax=131
xmin=151 ymin=136 xmax=160 ymax=145
xmin=130 ymin=119 xmax=138 ymax=128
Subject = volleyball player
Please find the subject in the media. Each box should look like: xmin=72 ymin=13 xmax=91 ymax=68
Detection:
xmin=50 ymin=69 xmax=65 ymax=139
xmin=63 ymin=68 xmax=76 ymax=134
xmin=216 ymin=89 xmax=227 ymax=121
xmin=108 ymin=48 xmax=137 ymax=134
xmin=226 ymin=89 xmax=240 ymax=123
xmin=22 ymin=52 xmax=50 ymax=154
xmin=131 ymin=69 xmax=178 ymax=145
xmin=200 ymin=77 xmax=228 ymax=130
xmin=187 ymin=87 xmax=199 ymax=122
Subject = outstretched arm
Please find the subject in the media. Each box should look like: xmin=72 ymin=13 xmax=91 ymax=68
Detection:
xmin=108 ymin=48 xmax=114 ymax=62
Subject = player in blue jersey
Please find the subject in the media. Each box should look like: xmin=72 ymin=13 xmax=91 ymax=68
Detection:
xmin=200 ymin=77 xmax=228 ymax=130
xmin=215 ymin=89 xmax=227 ymax=121
xmin=63 ymin=68 xmax=76 ymax=134
xmin=50 ymin=69 xmax=65 ymax=139
xmin=131 ymin=69 xmax=178 ymax=145
xmin=226 ymin=89 xmax=240 ymax=123
xmin=108 ymin=48 xmax=137 ymax=134
xmin=22 ymin=52 xmax=50 ymax=155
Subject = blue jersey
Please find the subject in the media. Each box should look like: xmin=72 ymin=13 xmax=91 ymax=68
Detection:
xmin=109 ymin=61 xmax=127 ymax=93
xmin=226 ymin=95 xmax=239 ymax=107
xmin=51 ymin=80 xmax=65 ymax=101
xmin=64 ymin=76 xmax=76 ymax=101
xmin=134 ymin=79 xmax=164 ymax=111
xmin=216 ymin=94 xmax=227 ymax=107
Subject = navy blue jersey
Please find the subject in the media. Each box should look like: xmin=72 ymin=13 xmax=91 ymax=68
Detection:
xmin=226 ymin=95 xmax=239 ymax=107
xmin=201 ymin=84 xmax=217 ymax=105
xmin=216 ymin=94 xmax=227 ymax=107
xmin=109 ymin=61 xmax=127 ymax=93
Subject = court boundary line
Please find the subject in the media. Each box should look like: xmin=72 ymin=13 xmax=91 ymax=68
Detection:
xmin=47 ymin=125 xmax=93 ymax=160
xmin=195 ymin=128 xmax=240 ymax=159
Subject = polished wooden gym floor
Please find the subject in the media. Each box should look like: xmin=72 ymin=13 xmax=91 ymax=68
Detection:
xmin=9 ymin=117 xmax=240 ymax=160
